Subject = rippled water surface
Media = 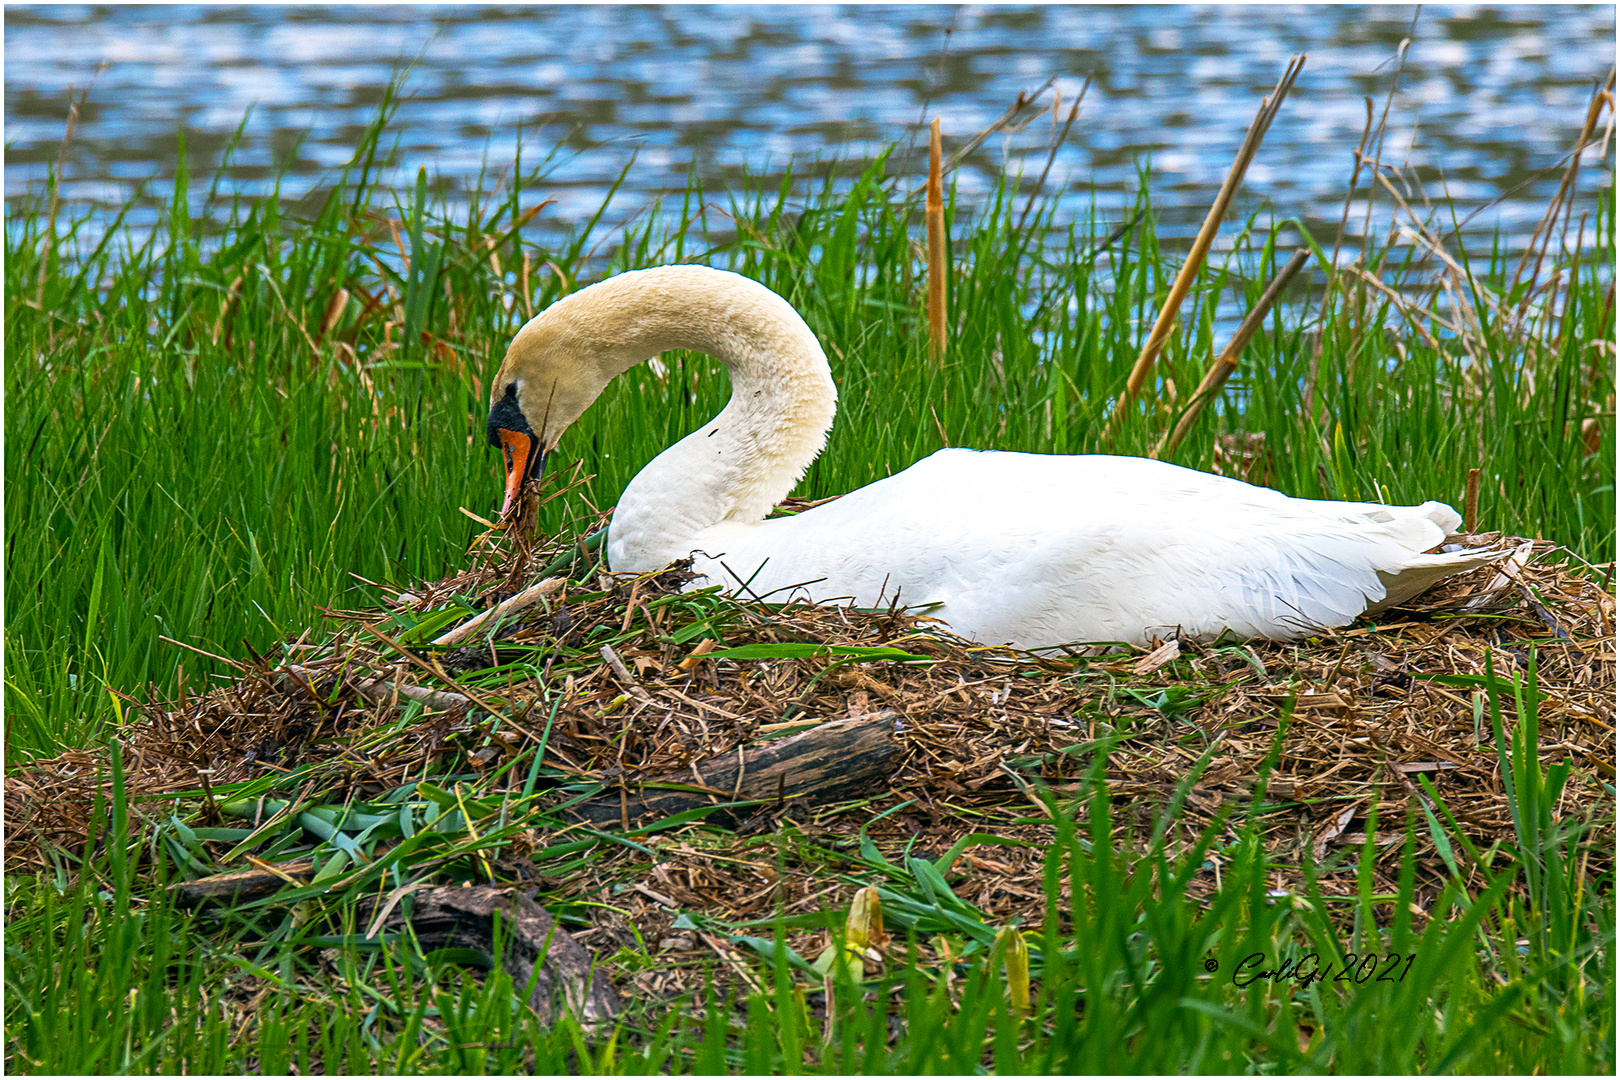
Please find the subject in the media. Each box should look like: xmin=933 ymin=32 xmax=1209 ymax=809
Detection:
xmin=6 ymin=4 xmax=1614 ymax=256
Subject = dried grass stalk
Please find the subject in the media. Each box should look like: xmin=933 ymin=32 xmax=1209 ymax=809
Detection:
xmin=1104 ymin=55 xmax=1306 ymax=443
xmin=1508 ymin=68 xmax=1616 ymax=329
xmin=1155 ymin=247 xmax=1311 ymax=459
xmin=926 ymin=117 xmax=948 ymax=364
xmin=1466 ymin=468 xmax=1481 ymax=532
xmin=432 ymin=576 xmax=564 ymax=646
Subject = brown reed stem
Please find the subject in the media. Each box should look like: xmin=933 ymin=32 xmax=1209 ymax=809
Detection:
xmin=926 ymin=117 xmax=948 ymax=364
xmin=1509 ymin=68 xmax=1615 ymax=326
xmin=1465 ymin=468 xmax=1481 ymax=533
xmin=1103 ymin=54 xmax=1305 ymax=445
xmin=317 ymin=287 xmax=351 ymax=341
xmin=37 ymin=80 xmax=98 ymax=309
xmin=907 ymin=80 xmax=1052 ymax=198
xmin=1155 ymin=247 xmax=1311 ymax=460
xmin=1015 ymin=77 xmax=1089 ymax=236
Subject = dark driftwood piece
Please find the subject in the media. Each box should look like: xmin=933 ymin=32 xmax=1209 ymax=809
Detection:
xmin=566 ymin=712 xmax=903 ymax=828
xmin=171 ymin=858 xmax=317 ymax=907
xmin=379 ymin=886 xmax=620 ymax=1025
xmin=174 ymin=872 xmax=617 ymax=1024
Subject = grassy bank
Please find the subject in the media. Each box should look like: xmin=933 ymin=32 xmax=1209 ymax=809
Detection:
xmin=3 ymin=556 xmax=1613 ymax=1073
xmin=4 ymin=91 xmax=1615 ymax=1074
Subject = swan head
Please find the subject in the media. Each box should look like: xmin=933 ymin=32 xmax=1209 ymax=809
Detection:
xmin=486 ymin=291 xmax=630 ymax=519
xmin=485 ymin=264 xmax=837 ymax=521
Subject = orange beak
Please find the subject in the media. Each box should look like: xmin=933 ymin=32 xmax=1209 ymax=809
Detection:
xmin=495 ymin=428 xmax=539 ymax=519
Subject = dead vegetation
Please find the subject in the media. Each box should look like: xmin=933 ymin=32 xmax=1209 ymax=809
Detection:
xmin=7 ymin=511 xmax=1613 ymax=1010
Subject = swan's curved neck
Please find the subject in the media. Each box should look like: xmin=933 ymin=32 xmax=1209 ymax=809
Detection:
xmin=597 ymin=268 xmax=838 ymax=569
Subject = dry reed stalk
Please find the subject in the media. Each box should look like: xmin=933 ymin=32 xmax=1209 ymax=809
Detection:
xmin=1310 ymin=28 xmax=1411 ymax=415
xmin=1014 ymin=77 xmax=1089 ymax=236
xmin=211 ymin=272 xmax=246 ymax=347
xmin=1348 ymin=265 xmax=1447 ymax=349
xmin=1555 ymin=211 xmax=1588 ymax=357
xmin=1598 ymin=282 xmax=1615 ymax=352
xmin=1465 ymin=468 xmax=1481 ymax=532
xmin=386 ymin=218 xmax=410 ymax=277
xmin=257 ymin=272 xmax=323 ymax=360
xmin=1155 ymin=247 xmax=1311 ymax=459
xmin=317 ymin=287 xmax=350 ymax=341
xmin=36 ymin=81 xmax=98 ymax=309
xmin=280 ymin=665 xmax=470 ymax=713
xmin=158 ymin=634 xmax=249 ymax=672
xmin=926 ymin=117 xmax=948 ymax=364
xmin=907 ymin=80 xmax=1054 ymax=198
xmin=430 ymin=577 xmax=564 ymax=646
xmin=1102 ymin=55 xmax=1305 ymax=445
xmin=1508 ymin=68 xmax=1616 ymax=330
xmin=1356 ymin=32 xmax=1415 ymax=261
xmin=1327 ymin=97 xmax=1377 ymax=276
xmin=678 ymin=638 xmax=718 ymax=672
xmin=1582 ymin=414 xmax=1605 ymax=456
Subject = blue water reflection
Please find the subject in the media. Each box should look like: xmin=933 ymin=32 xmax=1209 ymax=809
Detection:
xmin=5 ymin=4 xmax=1613 ymax=263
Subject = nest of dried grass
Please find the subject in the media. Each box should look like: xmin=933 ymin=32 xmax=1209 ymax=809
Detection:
xmin=6 ymin=524 xmax=1613 ymax=959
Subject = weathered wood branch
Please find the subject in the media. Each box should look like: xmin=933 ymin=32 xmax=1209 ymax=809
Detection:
xmin=278 ymin=665 xmax=471 ymax=712
xmin=432 ymin=577 xmax=565 ymax=646
xmin=379 ymin=886 xmax=620 ymax=1025
xmin=171 ymin=858 xmax=316 ymax=907
xmin=173 ymin=875 xmax=616 ymax=1024
xmin=567 ymin=712 xmax=903 ymax=828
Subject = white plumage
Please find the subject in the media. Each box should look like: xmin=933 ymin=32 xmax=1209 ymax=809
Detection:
xmin=487 ymin=265 xmax=1500 ymax=650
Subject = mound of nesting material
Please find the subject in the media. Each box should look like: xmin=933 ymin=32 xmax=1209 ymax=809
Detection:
xmin=6 ymin=529 xmax=1613 ymax=945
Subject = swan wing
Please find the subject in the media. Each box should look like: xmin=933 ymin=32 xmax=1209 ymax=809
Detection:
xmin=687 ymin=450 xmax=1496 ymax=647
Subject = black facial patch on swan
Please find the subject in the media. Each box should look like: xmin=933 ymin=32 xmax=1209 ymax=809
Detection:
xmin=487 ymin=384 xmax=533 ymax=447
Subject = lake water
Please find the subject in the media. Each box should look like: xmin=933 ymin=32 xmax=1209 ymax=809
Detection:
xmin=5 ymin=4 xmax=1614 ymax=262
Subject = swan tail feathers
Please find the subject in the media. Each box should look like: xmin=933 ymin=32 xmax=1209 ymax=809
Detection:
xmin=1368 ymin=546 xmax=1510 ymax=614
xmin=1301 ymin=498 xmax=1465 ymax=536
xmin=1415 ymin=500 xmax=1465 ymax=534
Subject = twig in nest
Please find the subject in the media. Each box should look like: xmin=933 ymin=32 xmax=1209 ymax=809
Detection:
xmin=1463 ymin=541 xmax=1535 ymax=611
xmin=432 ymin=577 xmax=564 ymax=647
xmin=278 ymin=665 xmax=471 ymax=713
xmin=159 ymin=635 xmax=249 ymax=672
xmin=599 ymin=643 xmax=640 ymax=690
xmin=678 ymin=638 xmax=718 ymax=672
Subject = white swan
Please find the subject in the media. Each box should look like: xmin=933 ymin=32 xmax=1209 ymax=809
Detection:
xmin=486 ymin=265 xmax=1499 ymax=649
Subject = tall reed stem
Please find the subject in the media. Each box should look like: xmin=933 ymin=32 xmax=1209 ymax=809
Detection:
xmin=926 ymin=117 xmax=948 ymax=364
xmin=1155 ymin=247 xmax=1311 ymax=459
xmin=1102 ymin=54 xmax=1305 ymax=445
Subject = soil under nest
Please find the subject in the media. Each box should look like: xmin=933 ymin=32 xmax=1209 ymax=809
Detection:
xmin=6 ymin=523 xmax=1614 ymax=978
